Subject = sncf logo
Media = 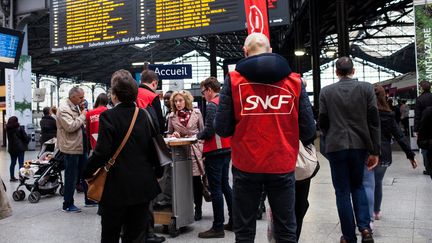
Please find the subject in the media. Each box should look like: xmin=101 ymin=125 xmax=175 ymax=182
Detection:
xmin=239 ymin=83 xmax=295 ymax=115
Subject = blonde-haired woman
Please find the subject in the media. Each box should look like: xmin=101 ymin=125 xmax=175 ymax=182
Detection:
xmin=168 ymin=90 xmax=205 ymax=220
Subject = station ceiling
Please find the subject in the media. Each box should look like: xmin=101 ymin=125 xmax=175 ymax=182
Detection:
xmin=22 ymin=0 xmax=415 ymax=84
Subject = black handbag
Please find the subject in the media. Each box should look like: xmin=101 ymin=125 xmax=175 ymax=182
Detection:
xmin=143 ymin=108 xmax=173 ymax=166
xmin=202 ymin=174 xmax=212 ymax=202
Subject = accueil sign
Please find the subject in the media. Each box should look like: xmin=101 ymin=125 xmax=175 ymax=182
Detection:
xmin=148 ymin=64 xmax=192 ymax=80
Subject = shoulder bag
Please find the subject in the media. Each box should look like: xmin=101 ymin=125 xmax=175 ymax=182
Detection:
xmin=86 ymin=107 xmax=139 ymax=202
xmin=295 ymin=140 xmax=320 ymax=181
xmin=143 ymin=108 xmax=173 ymax=166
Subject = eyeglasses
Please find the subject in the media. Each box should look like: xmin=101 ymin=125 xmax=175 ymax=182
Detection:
xmin=201 ymin=88 xmax=207 ymax=95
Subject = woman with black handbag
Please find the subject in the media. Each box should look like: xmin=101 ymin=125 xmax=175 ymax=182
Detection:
xmin=84 ymin=70 xmax=163 ymax=243
xmin=6 ymin=116 xmax=29 ymax=182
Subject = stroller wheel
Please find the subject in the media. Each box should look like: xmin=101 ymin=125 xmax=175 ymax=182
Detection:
xmin=12 ymin=190 xmax=26 ymax=201
xmin=59 ymin=186 xmax=65 ymax=196
xmin=28 ymin=191 xmax=41 ymax=203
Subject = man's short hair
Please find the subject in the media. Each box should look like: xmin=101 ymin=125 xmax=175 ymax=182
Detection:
xmin=43 ymin=107 xmax=51 ymax=116
xmin=140 ymin=70 xmax=159 ymax=84
xmin=336 ymin=57 xmax=354 ymax=76
xmin=200 ymin=77 xmax=221 ymax=93
xmin=68 ymin=87 xmax=83 ymax=98
xmin=111 ymin=69 xmax=138 ymax=103
xmin=244 ymin=33 xmax=271 ymax=55
xmin=420 ymin=80 xmax=431 ymax=92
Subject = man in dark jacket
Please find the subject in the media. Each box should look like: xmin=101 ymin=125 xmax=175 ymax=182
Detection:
xmin=197 ymin=77 xmax=233 ymax=238
xmin=414 ymin=80 xmax=432 ymax=175
xmin=417 ymin=106 xmax=432 ymax=179
xmin=40 ymin=107 xmax=57 ymax=145
xmin=319 ymin=57 xmax=379 ymax=243
xmin=215 ymin=33 xmax=315 ymax=243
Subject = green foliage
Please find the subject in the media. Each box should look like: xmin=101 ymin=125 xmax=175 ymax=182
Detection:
xmin=15 ymin=97 xmax=31 ymax=115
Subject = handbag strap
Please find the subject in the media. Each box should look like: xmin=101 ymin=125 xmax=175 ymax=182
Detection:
xmin=105 ymin=107 xmax=139 ymax=171
xmin=142 ymin=108 xmax=157 ymax=135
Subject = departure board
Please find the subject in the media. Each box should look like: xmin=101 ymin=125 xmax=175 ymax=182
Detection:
xmin=0 ymin=27 xmax=24 ymax=68
xmin=50 ymin=0 xmax=289 ymax=53
xmin=0 ymin=33 xmax=19 ymax=64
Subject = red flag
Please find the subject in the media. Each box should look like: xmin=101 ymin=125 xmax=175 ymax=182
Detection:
xmin=244 ymin=0 xmax=270 ymax=40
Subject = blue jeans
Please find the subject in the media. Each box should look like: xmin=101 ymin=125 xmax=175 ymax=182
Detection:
xmin=63 ymin=153 xmax=88 ymax=209
xmin=373 ymin=165 xmax=387 ymax=213
xmin=204 ymin=153 xmax=233 ymax=230
xmin=232 ymin=167 xmax=297 ymax=243
xmin=9 ymin=151 xmax=25 ymax=178
xmin=362 ymin=166 xmax=375 ymax=222
xmin=327 ymin=149 xmax=371 ymax=243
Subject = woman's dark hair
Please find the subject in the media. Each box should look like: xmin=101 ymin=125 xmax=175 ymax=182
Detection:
xmin=43 ymin=107 xmax=51 ymax=116
xmin=200 ymin=76 xmax=221 ymax=92
xmin=111 ymin=70 xmax=138 ymax=103
xmin=94 ymin=93 xmax=109 ymax=108
xmin=6 ymin=116 xmax=19 ymax=130
xmin=374 ymin=85 xmax=392 ymax=112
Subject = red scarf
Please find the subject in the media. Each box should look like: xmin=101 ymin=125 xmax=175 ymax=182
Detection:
xmin=177 ymin=109 xmax=191 ymax=127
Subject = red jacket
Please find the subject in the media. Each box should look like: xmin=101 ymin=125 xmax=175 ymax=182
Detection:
xmin=137 ymin=87 xmax=158 ymax=109
xmin=230 ymin=71 xmax=302 ymax=173
xmin=203 ymin=97 xmax=231 ymax=153
xmin=86 ymin=106 xmax=108 ymax=150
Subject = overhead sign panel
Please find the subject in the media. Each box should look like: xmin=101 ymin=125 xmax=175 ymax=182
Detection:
xmin=148 ymin=64 xmax=192 ymax=79
xmin=50 ymin=0 xmax=289 ymax=53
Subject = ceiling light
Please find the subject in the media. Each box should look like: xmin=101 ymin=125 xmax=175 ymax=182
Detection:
xmin=294 ymin=49 xmax=306 ymax=56
xmin=325 ymin=50 xmax=336 ymax=57
xmin=132 ymin=62 xmax=146 ymax=66
xmin=134 ymin=43 xmax=150 ymax=48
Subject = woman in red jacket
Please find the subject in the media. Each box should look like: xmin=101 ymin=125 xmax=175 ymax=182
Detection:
xmin=86 ymin=93 xmax=109 ymax=151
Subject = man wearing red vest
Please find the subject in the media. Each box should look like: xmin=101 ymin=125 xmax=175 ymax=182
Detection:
xmin=136 ymin=70 xmax=166 ymax=243
xmin=137 ymin=69 xmax=164 ymax=134
xmin=197 ymin=77 xmax=233 ymax=239
xmin=215 ymin=33 xmax=315 ymax=242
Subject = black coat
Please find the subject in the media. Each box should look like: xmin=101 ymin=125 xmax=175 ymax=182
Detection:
xmin=84 ymin=102 xmax=163 ymax=207
xmin=414 ymin=91 xmax=432 ymax=132
xmin=40 ymin=115 xmax=57 ymax=144
xmin=379 ymin=110 xmax=415 ymax=166
xmin=418 ymin=106 xmax=432 ymax=150
xmin=6 ymin=126 xmax=29 ymax=154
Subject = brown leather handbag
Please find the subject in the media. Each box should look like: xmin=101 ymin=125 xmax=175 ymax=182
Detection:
xmin=86 ymin=107 xmax=139 ymax=202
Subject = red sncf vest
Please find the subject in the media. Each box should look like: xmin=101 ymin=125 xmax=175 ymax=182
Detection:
xmin=203 ymin=97 xmax=231 ymax=153
xmin=230 ymin=71 xmax=302 ymax=173
xmin=86 ymin=106 xmax=108 ymax=150
xmin=136 ymin=87 xmax=158 ymax=109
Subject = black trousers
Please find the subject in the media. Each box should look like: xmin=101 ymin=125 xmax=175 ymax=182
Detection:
xmin=100 ymin=202 xmax=150 ymax=243
xmin=295 ymin=178 xmax=311 ymax=241
xmin=232 ymin=167 xmax=297 ymax=243
xmin=193 ymin=175 xmax=203 ymax=212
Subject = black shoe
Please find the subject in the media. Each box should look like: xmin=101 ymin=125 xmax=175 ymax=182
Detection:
xmin=146 ymin=234 xmax=166 ymax=243
xmin=423 ymin=170 xmax=431 ymax=175
xmin=361 ymin=229 xmax=374 ymax=243
xmin=194 ymin=210 xmax=202 ymax=221
xmin=198 ymin=228 xmax=225 ymax=238
xmin=223 ymin=223 xmax=233 ymax=231
xmin=9 ymin=177 xmax=18 ymax=182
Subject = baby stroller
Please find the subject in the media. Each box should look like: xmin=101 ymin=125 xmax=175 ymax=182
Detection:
xmin=12 ymin=138 xmax=65 ymax=203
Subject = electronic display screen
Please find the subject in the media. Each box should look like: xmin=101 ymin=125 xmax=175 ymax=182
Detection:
xmin=0 ymin=27 xmax=24 ymax=69
xmin=50 ymin=0 xmax=289 ymax=53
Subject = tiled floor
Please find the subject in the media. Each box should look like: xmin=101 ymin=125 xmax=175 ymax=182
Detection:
xmin=0 ymin=148 xmax=431 ymax=243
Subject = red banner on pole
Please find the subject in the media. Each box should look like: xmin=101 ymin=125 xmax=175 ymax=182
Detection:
xmin=244 ymin=0 xmax=270 ymax=40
